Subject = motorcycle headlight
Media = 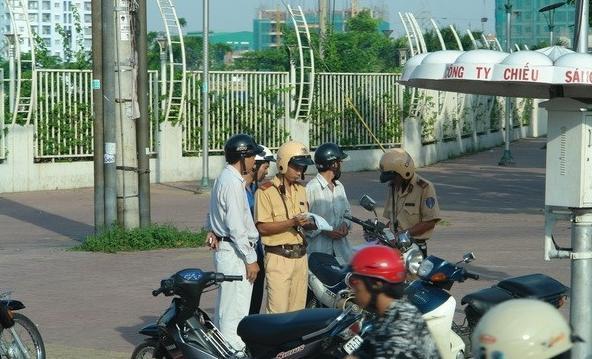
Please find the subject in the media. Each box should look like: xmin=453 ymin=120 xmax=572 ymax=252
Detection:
xmin=417 ymin=258 xmax=434 ymax=278
xmin=404 ymin=248 xmax=424 ymax=275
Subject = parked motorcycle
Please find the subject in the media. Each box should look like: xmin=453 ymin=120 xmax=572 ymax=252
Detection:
xmin=132 ymin=268 xmax=367 ymax=359
xmin=0 ymin=291 xmax=46 ymax=359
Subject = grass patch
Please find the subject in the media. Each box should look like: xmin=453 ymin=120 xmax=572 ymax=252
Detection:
xmin=72 ymin=224 xmax=206 ymax=253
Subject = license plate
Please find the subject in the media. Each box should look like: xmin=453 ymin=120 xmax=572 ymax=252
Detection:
xmin=343 ymin=335 xmax=364 ymax=354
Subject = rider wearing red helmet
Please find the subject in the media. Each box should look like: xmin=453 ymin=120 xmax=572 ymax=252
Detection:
xmin=345 ymin=246 xmax=440 ymax=359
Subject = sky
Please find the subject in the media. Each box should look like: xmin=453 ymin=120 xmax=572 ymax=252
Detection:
xmin=147 ymin=0 xmax=496 ymax=38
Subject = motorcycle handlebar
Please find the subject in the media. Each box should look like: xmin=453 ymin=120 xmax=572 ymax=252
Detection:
xmin=152 ymin=288 xmax=164 ymax=297
xmin=224 ymin=275 xmax=243 ymax=282
xmin=343 ymin=214 xmax=375 ymax=231
xmin=464 ymin=271 xmax=480 ymax=280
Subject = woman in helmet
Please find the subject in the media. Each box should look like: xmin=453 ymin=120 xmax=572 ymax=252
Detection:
xmin=306 ymin=142 xmax=353 ymax=265
xmin=378 ymin=148 xmax=441 ymax=257
xmin=254 ymin=140 xmax=316 ymax=313
xmin=345 ymin=245 xmax=440 ymax=359
xmin=472 ymin=299 xmax=576 ymax=359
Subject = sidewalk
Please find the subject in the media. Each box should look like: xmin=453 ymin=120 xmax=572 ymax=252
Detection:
xmin=0 ymin=138 xmax=570 ymax=358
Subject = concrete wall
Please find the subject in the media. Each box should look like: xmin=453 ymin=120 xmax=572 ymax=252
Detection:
xmin=0 ymin=106 xmax=547 ymax=193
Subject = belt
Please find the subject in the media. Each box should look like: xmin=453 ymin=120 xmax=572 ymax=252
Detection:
xmin=264 ymin=244 xmax=306 ymax=259
xmin=216 ymin=235 xmax=256 ymax=248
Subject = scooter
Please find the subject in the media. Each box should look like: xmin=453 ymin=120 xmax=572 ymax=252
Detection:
xmin=132 ymin=268 xmax=367 ymax=359
xmin=0 ymin=291 xmax=46 ymax=359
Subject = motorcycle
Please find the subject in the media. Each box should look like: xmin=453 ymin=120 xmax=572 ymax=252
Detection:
xmin=0 ymin=291 xmax=46 ymax=359
xmin=416 ymin=254 xmax=570 ymax=356
xmin=132 ymin=268 xmax=367 ymax=359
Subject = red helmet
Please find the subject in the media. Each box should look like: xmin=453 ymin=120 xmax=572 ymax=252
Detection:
xmin=350 ymin=245 xmax=406 ymax=283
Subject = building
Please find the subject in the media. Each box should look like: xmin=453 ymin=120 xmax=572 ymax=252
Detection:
xmin=186 ymin=31 xmax=253 ymax=64
xmin=253 ymin=7 xmax=390 ymax=50
xmin=495 ymin=0 xmax=575 ymax=49
xmin=1 ymin=0 xmax=92 ymax=60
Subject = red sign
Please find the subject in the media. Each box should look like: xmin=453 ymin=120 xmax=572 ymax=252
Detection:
xmin=564 ymin=69 xmax=592 ymax=84
xmin=503 ymin=68 xmax=540 ymax=81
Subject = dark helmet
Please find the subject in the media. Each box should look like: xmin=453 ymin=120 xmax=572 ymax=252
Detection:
xmin=224 ymin=134 xmax=264 ymax=164
xmin=314 ymin=143 xmax=348 ymax=171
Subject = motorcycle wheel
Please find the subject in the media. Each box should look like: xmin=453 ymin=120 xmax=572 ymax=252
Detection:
xmin=0 ymin=313 xmax=46 ymax=359
xmin=131 ymin=339 xmax=167 ymax=359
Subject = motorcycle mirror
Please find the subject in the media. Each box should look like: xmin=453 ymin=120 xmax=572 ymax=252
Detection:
xmin=463 ymin=252 xmax=476 ymax=263
xmin=359 ymin=195 xmax=376 ymax=212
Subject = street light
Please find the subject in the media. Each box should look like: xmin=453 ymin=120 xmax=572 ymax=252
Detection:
xmin=155 ymin=33 xmax=167 ymax=102
xmin=200 ymin=0 xmax=210 ymax=189
xmin=499 ymin=0 xmax=515 ymax=166
xmin=4 ymin=33 xmax=16 ymax=114
xmin=539 ymin=2 xmax=566 ymax=46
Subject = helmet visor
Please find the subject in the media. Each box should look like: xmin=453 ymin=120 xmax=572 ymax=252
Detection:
xmin=380 ymin=171 xmax=397 ymax=183
xmin=290 ymin=155 xmax=314 ymax=167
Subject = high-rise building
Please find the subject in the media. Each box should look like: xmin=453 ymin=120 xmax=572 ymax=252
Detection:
xmin=1 ymin=0 xmax=92 ymax=60
xmin=495 ymin=0 xmax=575 ymax=49
xmin=253 ymin=7 xmax=390 ymax=51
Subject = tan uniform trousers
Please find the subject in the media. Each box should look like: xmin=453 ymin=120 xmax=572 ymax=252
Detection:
xmin=264 ymin=252 xmax=308 ymax=313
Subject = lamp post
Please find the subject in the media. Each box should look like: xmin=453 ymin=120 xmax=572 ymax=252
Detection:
xmin=539 ymin=2 xmax=566 ymax=46
xmin=200 ymin=0 xmax=210 ymax=189
xmin=4 ymin=33 xmax=16 ymax=114
xmin=498 ymin=0 xmax=515 ymax=166
xmin=155 ymin=33 xmax=167 ymax=110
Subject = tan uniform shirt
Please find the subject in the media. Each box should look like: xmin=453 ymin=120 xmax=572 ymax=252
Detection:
xmin=255 ymin=175 xmax=308 ymax=246
xmin=383 ymin=174 xmax=441 ymax=241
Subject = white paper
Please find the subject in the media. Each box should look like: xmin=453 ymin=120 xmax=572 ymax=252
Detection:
xmin=304 ymin=213 xmax=333 ymax=231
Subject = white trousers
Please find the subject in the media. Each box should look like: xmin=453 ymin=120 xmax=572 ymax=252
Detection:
xmin=214 ymin=241 xmax=253 ymax=351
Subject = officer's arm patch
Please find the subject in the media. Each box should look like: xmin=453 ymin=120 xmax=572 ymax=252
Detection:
xmin=425 ymin=197 xmax=436 ymax=209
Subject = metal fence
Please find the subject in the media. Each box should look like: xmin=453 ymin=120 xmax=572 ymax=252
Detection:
xmin=310 ymin=73 xmax=403 ymax=148
xmin=34 ymin=69 xmax=160 ymax=159
xmin=183 ymin=71 xmax=291 ymax=154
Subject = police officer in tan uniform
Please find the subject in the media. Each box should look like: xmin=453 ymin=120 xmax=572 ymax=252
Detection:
xmin=379 ymin=148 xmax=440 ymax=256
xmin=254 ymin=140 xmax=316 ymax=313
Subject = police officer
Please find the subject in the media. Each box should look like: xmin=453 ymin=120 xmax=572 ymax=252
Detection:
xmin=306 ymin=142 xmax=353 ymax=265
xmin=254 ymin=140 xmax=315 ymax=313
xmin=247 ymin=145 xmax=275 ymax=314
xmin=379 ymin=148 xmax=440 ymax=256
xmin=206 ymin=134 xmax=263 ymax=350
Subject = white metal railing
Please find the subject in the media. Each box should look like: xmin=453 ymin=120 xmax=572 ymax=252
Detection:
xmin=35 ymin=69 xmax=94 ymax=159
xmin=310 ymin=73 xmax=403 ymax=148
xmin=183 ymin=71 xmax=291 ymax=154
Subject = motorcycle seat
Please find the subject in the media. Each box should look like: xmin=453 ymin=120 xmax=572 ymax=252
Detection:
xmin=461 ymin=286 xmax=513 ymax=316
xmin=308 ymin=252 xmax=346 ymax=287
xmin=496 ymin=273 xmax=569 ymax=300
xmin=237 ymin=308 xmax=342 ymax=346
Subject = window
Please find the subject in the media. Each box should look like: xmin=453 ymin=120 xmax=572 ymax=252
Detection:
xmin=55 ymin=2 xmax=60 ymax=8
xmin=42 ymin=13 xmax=50 ymax=22
xmin=54 ymin=15 xmax=60 ymax=21
xmin=43 ymin=38 xmax=51 ymax=47
xmin=84 ymin=1 xmax=91 ymax=11
xmin=42 ymin=25 xmax=50 ymax=35
xmin=84 ymin=14 xmax=91 ymax=23
xmin=42 ymin=1 xmax=50 ymax=10
xmin=28 ymin=1 xmax=38 ymax=9
xmin=29 ymin=13 xmax=38 ymax=22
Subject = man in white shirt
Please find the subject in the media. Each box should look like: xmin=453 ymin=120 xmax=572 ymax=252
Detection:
xmin=206 ymin=134 xmax=263 ymax=350
xmin=306 ymin=143 xmax=353 ymax=265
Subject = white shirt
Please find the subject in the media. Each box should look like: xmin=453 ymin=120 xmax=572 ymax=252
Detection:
xmin=207 ymin=165 xmax=259 ymax=264
xmin=305 ymin=173 xmax=353 ymax=264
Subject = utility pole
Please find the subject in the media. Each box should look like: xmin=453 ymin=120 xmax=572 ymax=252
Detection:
xmin=135 ymin=0 xmax=151 ymax=227
xmin=200 ymin=0 xmax=210 ymax=190
xmin=92 ymin=0 xmax=105 ymax=231
xmin=498 ymin=0 xmax=515 ymax=166
xmin=319 ymin=0 xmax=329 ymax=59
xmin=102 ymin=0 xmax=118 ymax=227
xmin=114 ymin=0 xmax=139 ymax=228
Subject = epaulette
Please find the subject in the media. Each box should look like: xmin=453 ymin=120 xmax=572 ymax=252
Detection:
xmin=259 ymin=182 xmax=274 ymax=190
xmin=417 ymin=178 xmax=429 ymax=189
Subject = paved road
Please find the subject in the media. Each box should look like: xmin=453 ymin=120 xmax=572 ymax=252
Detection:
xmin=0 ymin=138 xmax=571 ymax=358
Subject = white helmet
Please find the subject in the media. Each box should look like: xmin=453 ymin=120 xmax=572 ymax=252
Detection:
xmin=472 ymin=299 xmax=574 ymax=359
xmin=255 ymin=145 xmax=275 ymax=163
